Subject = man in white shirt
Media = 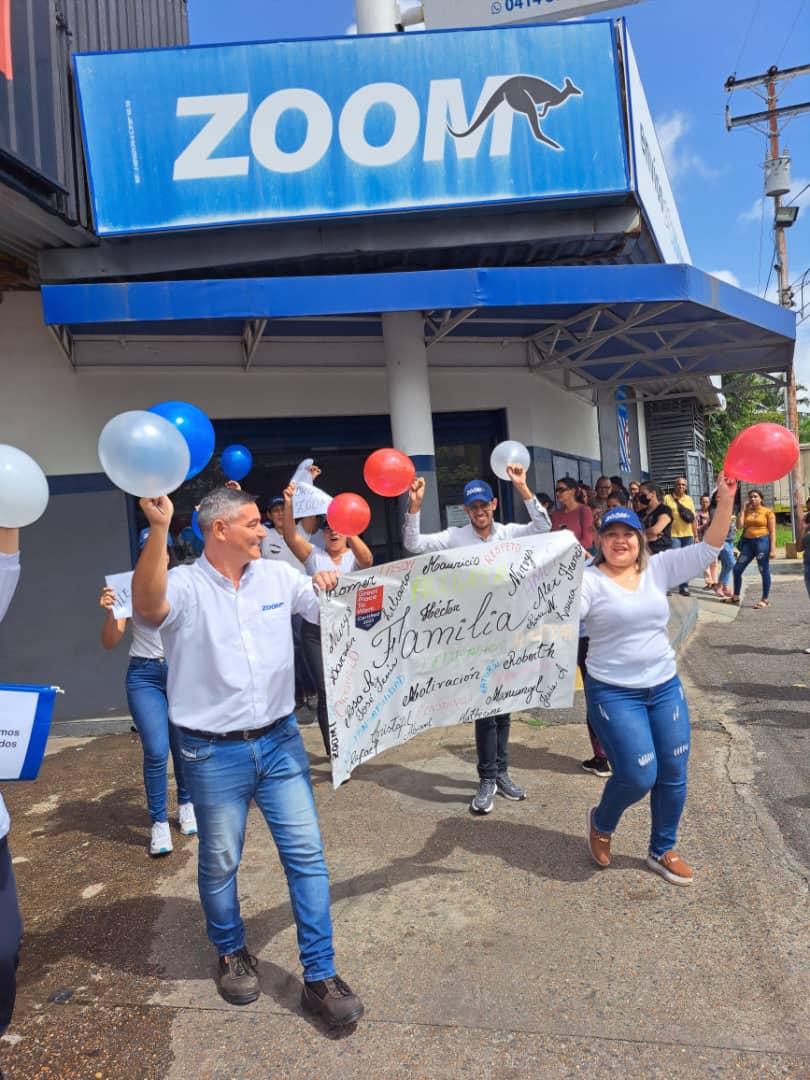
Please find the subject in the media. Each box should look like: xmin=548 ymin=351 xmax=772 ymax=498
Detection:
xmin=133 ymin=487 xmax=363 ymax=1027
xmin=0 ymin=527 xmax=22 ymax=1041
xmin=403 ymin=465 xmax=551 ymax=814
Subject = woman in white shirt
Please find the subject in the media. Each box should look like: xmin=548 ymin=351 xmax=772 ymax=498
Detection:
xmin=100 ymin=529 xmax=196 ymax=856
xmin=282 ymin=483 xmax=373 ymax=757
xmin=581 ymin=474 xmax=736 ymax=886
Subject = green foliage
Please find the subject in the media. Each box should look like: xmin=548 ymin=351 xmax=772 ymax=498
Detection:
xmin=706 ymin=374 xmax=802 ymax=471
xmin=799 ymin=413 xmax=810 ymax=443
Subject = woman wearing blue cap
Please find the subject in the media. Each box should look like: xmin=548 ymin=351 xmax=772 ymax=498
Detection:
xmin=581 ymin=474 xmax=737 ymax=886
xmin=99 ymin=527 xmax=196 ymax=856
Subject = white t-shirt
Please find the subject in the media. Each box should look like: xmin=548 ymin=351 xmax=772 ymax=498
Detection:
xmin=148 ymin=554 xmax=320 ymax=734
xmin=302 ymin=548 xmax=360 ymax=625
xmin=0 ymin=551 xmax=21 ymax=841
xmin=403 ymin=497 xmax=550 ymax=552
xmin=129 ymin=621 xmax=164 ymax=660
xmin=580 ymin=541 xmax=720 ymax=688
xmin=260 ymin=528 xmax=305 ymax=570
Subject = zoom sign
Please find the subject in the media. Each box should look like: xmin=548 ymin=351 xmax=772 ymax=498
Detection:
xmin=74 ymin=22 xmax=629 ymax=236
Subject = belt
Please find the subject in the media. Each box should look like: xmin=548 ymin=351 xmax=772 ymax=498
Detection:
xmin=177 ymin=719 xmax=281 ymax=742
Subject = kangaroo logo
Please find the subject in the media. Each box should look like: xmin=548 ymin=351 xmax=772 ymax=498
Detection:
xmin=448 ymin=75 xmax=582 ymax=150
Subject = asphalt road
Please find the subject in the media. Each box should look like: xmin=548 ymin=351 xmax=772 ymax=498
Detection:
xmin=678 ymin=570 xmax=810 ymax=878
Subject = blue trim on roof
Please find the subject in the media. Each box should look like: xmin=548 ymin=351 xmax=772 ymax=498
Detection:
xmin=41 ymin=266 xmax=795 ymax=343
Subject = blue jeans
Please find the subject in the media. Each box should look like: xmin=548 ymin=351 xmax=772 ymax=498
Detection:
xmin=804 ymin=561 xmax=810 ymax=601
xmin=718 ymin=540 xmax=734 ymax=587
xmin=733 ymin=536 xmax=771 ymax=599
xmin=671 ymin=534 xmax=694 ymax=587
xmin=475 ymin=713 xmax=511 ymax=779
xmin=178 ymin=715 xmax=335 ymax=980
xmin=585 ymin=673 xmax=690 ymax=857
xmin=126 ymin=657 xmax=190 ymax=823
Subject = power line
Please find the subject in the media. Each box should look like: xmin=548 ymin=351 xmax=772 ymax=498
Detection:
xmin=776 ymin=0 xmax=808 ymax=66
xmin=729 ymin=0 xmax=763 ymax=82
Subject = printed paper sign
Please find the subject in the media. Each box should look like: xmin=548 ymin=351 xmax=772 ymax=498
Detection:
xmin=292 ymin=482 xmax=332 ymax=519
xmin=321 ymin=532 xmax=584 ymax=787
xmin=105 ymin=571 xmax=134 ymax=619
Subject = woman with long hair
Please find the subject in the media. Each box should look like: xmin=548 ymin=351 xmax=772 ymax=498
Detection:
xmin=726 ymin=488 xmax=776 ymax=608
xmin=581 ymin=475 xmax=737 ymax=886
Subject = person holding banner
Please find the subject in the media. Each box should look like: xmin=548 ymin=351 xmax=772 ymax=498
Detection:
xmin=100 ymin=528 xmax=196 ymax=857
xmin=403 ymin=466 xmax=551 ymax=814
xmin=133 ymin=487 xmax=364 ymax=1026
xmin=0 ymin=526 xmax=22 ymax=1042
xmin=282 ymin=483 xmax=374 ymax=758
xmin=582 ymin=474 xmax=736 ymax=886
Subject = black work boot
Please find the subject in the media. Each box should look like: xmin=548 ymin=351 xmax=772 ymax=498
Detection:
xmin=218 ymin=947 xmax=259 ymax=1005
xmin=301 ymin=974 xmax=364 ymax=1026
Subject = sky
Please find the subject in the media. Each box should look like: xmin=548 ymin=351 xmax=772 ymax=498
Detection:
xmin=187 ymin=0 xmax=810 ymax=384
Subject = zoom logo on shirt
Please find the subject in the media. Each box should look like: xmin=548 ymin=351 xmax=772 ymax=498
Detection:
xmin=262 ymin=602 xmax=285 ymax=612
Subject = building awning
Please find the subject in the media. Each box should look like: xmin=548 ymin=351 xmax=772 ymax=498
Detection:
xmin=41 ymin=264 xmax=795 ymax=394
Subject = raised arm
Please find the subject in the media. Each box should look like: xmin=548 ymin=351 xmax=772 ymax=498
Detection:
xmin=347 ymin=533 xmax=373 ymax=569
xmin=403 ymin=478 xmax=454 ymax=553
xmin=282 ymin=482 xmax=314 ymax=563
xmin=0 ymin=527 xmax=21 ymax=623
xmin=99 ymin=586 xmax=127 ymax=650
xmin=132 ymin=496 xmax=173 ymax=627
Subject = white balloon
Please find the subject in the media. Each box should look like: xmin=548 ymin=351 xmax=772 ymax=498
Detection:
xmin=490 ymin=440 xmax=531 ymax=481
xmin=98 ymin=411 xmax=190 ymax=497
xmin=0 ymin=445 xmax=49 ymax=527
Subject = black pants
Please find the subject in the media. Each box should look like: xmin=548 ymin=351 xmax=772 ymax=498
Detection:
xmin=300 ymin=619 xmax=330 ymax=757
xmin=475 ymin=713 xmax=510 ymax=779
xmin=0 ymin=837 xmax=22 ymax=1035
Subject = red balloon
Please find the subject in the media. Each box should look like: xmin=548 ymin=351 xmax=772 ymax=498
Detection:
xmin=327 ymin=493 xmax=371 ymax=536
xmin=723 ymin=422 xmax=799 ymax=483
xmin=363 ymin=448 xmax=416 ymax=497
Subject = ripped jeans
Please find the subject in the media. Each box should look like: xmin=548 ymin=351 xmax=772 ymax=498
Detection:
xmin=585 ymin=673 xmax=690 ymax=857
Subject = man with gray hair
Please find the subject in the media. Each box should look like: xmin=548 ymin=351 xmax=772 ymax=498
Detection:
xmin=133 ymin=486 xmax=364 ymax=1027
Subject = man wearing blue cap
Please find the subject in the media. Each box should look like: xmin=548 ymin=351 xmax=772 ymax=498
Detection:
xmin=403 ymin=465 xmax=551 ymax=814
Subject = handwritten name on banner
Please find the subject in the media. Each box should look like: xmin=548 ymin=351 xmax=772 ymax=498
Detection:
xmin=320 ymin=532 xmax=584 ymax=787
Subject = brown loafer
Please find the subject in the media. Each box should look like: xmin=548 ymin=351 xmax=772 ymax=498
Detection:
xmin=586 ymin=807 xmax=611 ymax=867
xmin=646 ymin=850 xmax=693 ymax=886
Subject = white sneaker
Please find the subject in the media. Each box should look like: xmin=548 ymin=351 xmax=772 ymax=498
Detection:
xmin=178 ymin=803 xmax=198 ymax=836
xmin=150 ymin=821 xmax=173 ymax=857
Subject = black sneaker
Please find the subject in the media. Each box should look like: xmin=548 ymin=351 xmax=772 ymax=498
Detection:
xmin=218 ymin=947 xmax=259 ymax=1005
xmin=301 ymin=975 xmax=364 ymax=1027
xmin=678 ymin=585 xmax=690 ymax=597
xmin=470 ymin=778 xmax=497 ymax=814
xmin=581 ymin=756 xmax=612 ymax=778
xmin=496 ymin=772 xmax=526 ymax=801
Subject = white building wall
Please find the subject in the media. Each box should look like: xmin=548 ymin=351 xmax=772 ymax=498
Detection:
xmin=2 ymin=293 xmax=600 ymax=474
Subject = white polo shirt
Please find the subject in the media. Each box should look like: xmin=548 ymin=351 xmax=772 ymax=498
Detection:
xmin=403 ymin=497 xmax=550 ymax=553
xmin=260 ymin=528 xmax=304 ymax=570
xmin=153 ymin=554 xmax=320 ymax=734
xmin=0 ymin=551 xmax=21 ymax=841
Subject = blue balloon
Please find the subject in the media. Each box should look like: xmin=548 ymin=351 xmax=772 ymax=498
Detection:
xmin=221 ymin=444 xmax=253 ymax=481
xmin=148 ymin=400 xmax=215 ymax=481
xmin=191 ymin=510 xmax=203 ymax=541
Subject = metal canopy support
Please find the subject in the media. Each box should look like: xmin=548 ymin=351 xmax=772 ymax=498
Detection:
xmin=425 ymin=307 xmax=478 ymax=348
xmin=47 ymin=324 xmax=75 ymax=370
xmin=241 ymin=318 xmax=267 ymax=371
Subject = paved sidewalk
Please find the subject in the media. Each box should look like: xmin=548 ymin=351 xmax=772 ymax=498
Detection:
xmin=2 ymin=582 xmax=809 ymax=1078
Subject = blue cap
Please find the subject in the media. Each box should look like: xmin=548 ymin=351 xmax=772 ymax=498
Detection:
xmin=267 ymin=495 xmax=285 ymax=510
xmin=138 ymin=527 xmax=173 ymax=550
xmin=599 ymin=507 xmax=643 ymax=533
xmin=463 ymin=479 xmax=494 ymax=506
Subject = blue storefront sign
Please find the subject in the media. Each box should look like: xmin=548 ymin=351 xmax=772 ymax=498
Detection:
xmin=73 ymin=22 xmax=629 ymax=236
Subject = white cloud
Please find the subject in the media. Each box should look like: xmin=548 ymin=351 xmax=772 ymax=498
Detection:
xmin=708 ymin=269 xmax=743 ymax=288
xmin=738 ymin=175 xmax=810 ymax=225
xmin=793 ymin=323 xmax=810 ymax=394
xmin=655 ymin=110 xmax=721 ymax=183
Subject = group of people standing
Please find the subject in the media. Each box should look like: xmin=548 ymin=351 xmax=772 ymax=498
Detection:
xmin=1 ymin=451 xmax=750 ymax=1039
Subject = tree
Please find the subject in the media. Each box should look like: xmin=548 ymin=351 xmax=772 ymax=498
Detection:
xmin=706 ymin=374 xmax=799 ymax=471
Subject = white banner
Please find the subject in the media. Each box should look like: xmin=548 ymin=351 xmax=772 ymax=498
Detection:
xmin=321 ymin=532 xmax=584 ymax=787
xmin=105 ymin=571 xmax=134 ymax=619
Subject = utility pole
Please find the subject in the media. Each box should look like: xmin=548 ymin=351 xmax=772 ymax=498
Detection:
xmin=726 ymin=64 xmax=810 ymax=541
